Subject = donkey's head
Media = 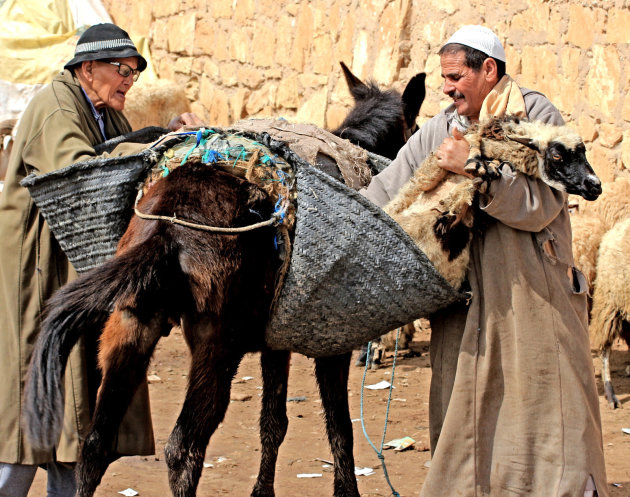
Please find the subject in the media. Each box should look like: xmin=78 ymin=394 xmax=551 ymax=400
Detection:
xmin=509 ymin=122 xmax=602 ymax=201
xmin=332 ymin=62 xmax=425 ymax=160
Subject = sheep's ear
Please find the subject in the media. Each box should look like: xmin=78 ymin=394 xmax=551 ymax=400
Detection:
xmin=507 ymin=135 xmax=540 ymax=152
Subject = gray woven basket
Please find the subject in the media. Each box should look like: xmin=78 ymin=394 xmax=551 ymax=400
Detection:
xmin=20 ymin=151 xmax=154 ymax=273
xmin=265 ymin=162 xmax=461 ymax=357
xmin=20 ymin=128 xmax=182 ymax=273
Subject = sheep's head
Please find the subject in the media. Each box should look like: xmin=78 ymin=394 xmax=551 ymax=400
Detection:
xmin=508 ymin=122 xmax=602 ymax=201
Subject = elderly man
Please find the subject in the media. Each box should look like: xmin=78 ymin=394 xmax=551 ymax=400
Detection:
xmin=363 ymin=26 xmax=608 ymax=497
xmin=0 ymin=23 xmax=200 ymax=496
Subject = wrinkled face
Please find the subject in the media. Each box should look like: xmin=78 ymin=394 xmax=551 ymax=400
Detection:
xmin=85 ymin=56 xmax=139 ymax=111
xmin=440 ymin=51 xmax=495 ymax=121
xmin=540 ymin=142 xmax=602 ymax=201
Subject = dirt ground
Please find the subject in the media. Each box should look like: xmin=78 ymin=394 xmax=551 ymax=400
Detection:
xmin=31 ymin=326 xmax=630 ymax=497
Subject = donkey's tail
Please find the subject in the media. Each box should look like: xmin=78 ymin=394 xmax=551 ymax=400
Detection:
xmin=23 ymin=237 xmax=176 ymax=450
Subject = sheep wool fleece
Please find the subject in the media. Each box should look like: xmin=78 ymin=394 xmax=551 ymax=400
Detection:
xmin=363 ymin=88 xmax=608 ymax=497
xmin=0 ymin=70 xmax=154 ymax=464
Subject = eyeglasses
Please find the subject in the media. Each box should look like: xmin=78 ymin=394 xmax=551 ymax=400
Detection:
xmin=106 ymin=61 xmax=140 ymax=81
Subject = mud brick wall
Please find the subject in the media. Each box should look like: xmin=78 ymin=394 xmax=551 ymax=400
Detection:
xmin=103 ymin=0 xmax=630 ymax=180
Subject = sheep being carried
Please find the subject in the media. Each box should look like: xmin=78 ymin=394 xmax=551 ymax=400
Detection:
xmin=384 ymin=115 xmax=602 ymax=290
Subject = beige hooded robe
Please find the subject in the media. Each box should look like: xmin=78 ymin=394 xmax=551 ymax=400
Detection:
xmin=0 ymin=70 xmax=154 ymax=464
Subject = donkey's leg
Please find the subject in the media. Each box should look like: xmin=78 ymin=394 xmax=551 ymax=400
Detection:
xmin=315 ymin=353 xmax=360 ymax=497
xmin=252 ymin=350 xmax=291 ymax=497
xmin=76 ymin=310 xmax=166 ymax=497
xmin=165 ymin=317 xmax=244 ymax=497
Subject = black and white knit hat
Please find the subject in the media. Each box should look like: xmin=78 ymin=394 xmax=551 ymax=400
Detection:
xmin=64 ymin=23 xmax=147 ymax=71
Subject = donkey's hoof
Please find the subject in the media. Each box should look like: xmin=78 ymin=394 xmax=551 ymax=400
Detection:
xmin=251 ymin=484 xmax=275 ymax=497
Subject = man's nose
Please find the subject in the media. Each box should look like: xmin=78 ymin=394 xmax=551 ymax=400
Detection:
xmin=443 ymin=80 xmax=453 ymax=95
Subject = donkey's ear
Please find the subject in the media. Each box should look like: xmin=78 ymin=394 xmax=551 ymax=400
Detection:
xmin=508 ymin=135 xmax=540 ymax=152
xmin=402 ymin=73 xmax=426 ymax=128
xmin=339 ymin=61 xmax=368 ymax=100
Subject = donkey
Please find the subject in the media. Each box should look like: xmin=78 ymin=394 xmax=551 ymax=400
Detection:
xmin=333 ymin=61 xmax=425 ymax=160
xmin=24 ymin=63 xmax=426 ymax=497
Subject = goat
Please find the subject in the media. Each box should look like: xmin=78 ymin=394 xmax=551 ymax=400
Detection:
xmin=384 ymin=115 xmax=603 ymax=290
xmin=23 ymin=63 xmax=426 ymax=497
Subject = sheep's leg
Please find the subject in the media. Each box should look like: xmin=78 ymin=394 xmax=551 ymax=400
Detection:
xmin=77 ymin=309 xmax=166 ymax=497
xmin=601 ymin=347 xmax=622 ymax=409
xmin=410 ymin=153 xmax=448 ymax=191
xmin=165 ymin=315 xmax=243 ymax=497
xmin=315 ymin=353 xmax=360 ymax=497
xmin=251 ymin=350 xmax=291 ymax=497
xmin=370 ymin=340 xmax=384 ymax=370
xmin=461 ymin=134 xmax=506 ymax=182
xmin=384 ymin=153 xmax=446 ymax=216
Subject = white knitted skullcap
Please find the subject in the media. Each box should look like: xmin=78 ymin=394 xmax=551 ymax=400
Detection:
xmin=442 ymin=25 xmax=506 ymax=62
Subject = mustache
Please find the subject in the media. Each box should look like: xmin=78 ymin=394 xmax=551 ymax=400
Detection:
xmin=448 ymin=90 xmax=465 ymax=99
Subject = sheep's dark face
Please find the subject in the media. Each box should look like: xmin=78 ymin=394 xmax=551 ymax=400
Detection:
xmin=540 ymin=142 xmax=602 ymax=201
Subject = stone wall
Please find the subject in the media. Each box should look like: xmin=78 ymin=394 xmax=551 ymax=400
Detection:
xmin=103 ymin=0 xmax=630 ymax=180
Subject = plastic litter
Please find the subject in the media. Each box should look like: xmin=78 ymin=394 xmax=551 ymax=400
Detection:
xmin=365 ymin=381 xmax=394 ymax=390
xmin=384 ymin=436 xmax=415 ymax=451
xmin=118 ymin=489 xmax=139 ymax=497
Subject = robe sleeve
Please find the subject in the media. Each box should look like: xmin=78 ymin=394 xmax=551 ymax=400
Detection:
xmin=479 ymin=165 xmax=566 ymax=232
xmin=478 ymin=91 xmax=567 ymax=232
xmin=21 ymin=107 xmax=145 ymax=176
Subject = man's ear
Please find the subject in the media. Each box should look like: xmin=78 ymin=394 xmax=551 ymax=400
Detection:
xmin=80 ymin=61 xmax=94 ymax=80
xmin=482 ymin=58 xmax=498 ymax=83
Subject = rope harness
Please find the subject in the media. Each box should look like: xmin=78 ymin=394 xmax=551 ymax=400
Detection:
xmin=133 ymin=190 xmax=281 ymax=233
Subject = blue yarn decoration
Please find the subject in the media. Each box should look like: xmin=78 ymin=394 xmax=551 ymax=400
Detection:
xmin=261 ymin=154 xmax=276 ymax=165
xmin=203 ymin=149 xmax=224 ymax=164
xmin=180 ymin=130 xmax=204 ymax=166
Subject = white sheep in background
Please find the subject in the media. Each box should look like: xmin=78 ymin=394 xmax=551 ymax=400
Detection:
xmin=570 ymin=177 xmax=630 ymax=291
xmin=588 ymin=217 xmax=630 ymax=408
xmin=570 ymin=177 xmax=630 ymax=409
xmin=123 ymin=78 xmax=191 ymax=131
xmin=570 ymin=210 xmax=608 ymax=290
xmin=385 ymin=115 xmax=602 ymax=290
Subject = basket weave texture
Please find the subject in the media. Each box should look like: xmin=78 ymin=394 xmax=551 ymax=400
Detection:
xmin=265 ymin=162 xmax=461 ymax=357
xmin=20 ymin=152 xmax=153 ymax=273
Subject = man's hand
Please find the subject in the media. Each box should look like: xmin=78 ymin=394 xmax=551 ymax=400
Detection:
xmin=167 ymin=112 xmax=205 ymax=131
xmin=435 ymin=127 xmax=473 ymax=178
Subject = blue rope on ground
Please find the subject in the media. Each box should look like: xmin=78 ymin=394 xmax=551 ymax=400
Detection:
xmin=359 ymin=328 xmax=402 ymax=497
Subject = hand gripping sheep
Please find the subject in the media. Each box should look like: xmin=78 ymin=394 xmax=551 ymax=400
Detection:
xmin=384 ymin=115 xmax=602 ymax=290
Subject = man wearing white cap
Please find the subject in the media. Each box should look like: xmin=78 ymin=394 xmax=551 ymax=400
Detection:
xmin=363 ymin=25 xmax=607 ymax=497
